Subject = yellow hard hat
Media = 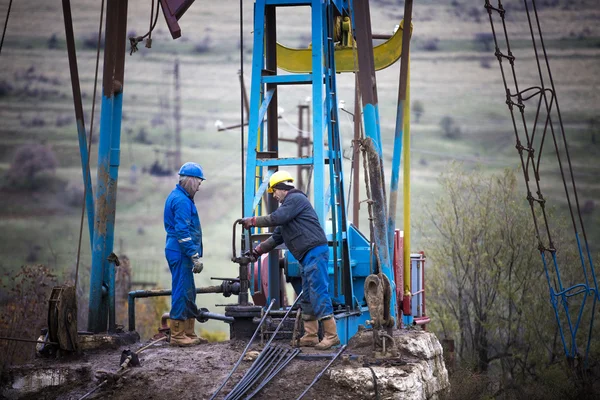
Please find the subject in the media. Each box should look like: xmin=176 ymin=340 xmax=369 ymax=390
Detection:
xmin=268 ymin=171 xmax=294 ymax=193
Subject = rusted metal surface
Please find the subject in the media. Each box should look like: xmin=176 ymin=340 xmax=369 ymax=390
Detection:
xmin=62 ymin=0 xmax=95 ymax=246
xmin=353 ymin=0 xmax=378 ymax=106
xmin=265 ymin=5 xmax=282 ymax=310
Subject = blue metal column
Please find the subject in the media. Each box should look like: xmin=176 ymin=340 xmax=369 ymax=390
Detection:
xmin=244 ymin=0 xmax=266 ymax=217
xmin=88 ymin=0 xmax=128 ymax=333
xmin=311 ymin=0 xmax=326 ymax=226
xmin=352 ymin=0 xmax=396 ymax=323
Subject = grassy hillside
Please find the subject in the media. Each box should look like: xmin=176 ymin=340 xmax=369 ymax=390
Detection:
xmin=0 ymin=0 xmax=599 ymax=338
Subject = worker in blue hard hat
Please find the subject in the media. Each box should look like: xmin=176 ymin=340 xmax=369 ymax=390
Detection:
xmin=163 ymin=162 xmax=207 ymax=346
xmin=241 ymin=170 xmax=340 ymax=350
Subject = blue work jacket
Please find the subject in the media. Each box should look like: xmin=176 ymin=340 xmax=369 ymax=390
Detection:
xmin=164 ymin=184 xmax=203 ymax=258
xmin=257 ymin=189 xmax=327 ymax=262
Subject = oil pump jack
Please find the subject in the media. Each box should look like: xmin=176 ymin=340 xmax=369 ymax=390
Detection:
xmin=50 ymin=0 xmax=428 ymax=354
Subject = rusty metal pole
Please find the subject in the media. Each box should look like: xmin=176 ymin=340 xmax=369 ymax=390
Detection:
xmin=265 ymin=4 xmax=281 ymax=309
xmin=352 ymin=78 xmax=361 ymax=228
xmin=174 ymin=57 xmax=181 ymax=170
xmin=88 ymin=0 xmax=128 ymax=333
xmin=62 ymin=0 xmax=95 ymax=249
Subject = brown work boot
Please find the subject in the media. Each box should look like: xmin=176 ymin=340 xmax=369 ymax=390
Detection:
xmin=298 ymin=319 xmax=319 ymax=347
xmin=169 ymin=319 xmax=195 ymax=347
xmin=185 ymin=318 xmax=208 ymax=345
xmin=315 ymin=317 xmax=340 ymax=350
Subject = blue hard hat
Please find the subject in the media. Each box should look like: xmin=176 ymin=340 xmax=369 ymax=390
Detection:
xmin=178 ymin=162 xmax=205 ymax=180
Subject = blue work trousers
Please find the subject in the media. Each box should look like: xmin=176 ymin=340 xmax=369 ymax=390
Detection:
xmin=299 ymin=245 xmax=334 ymax=320
xmin=165 ymin=249 xmax=198 ymax=320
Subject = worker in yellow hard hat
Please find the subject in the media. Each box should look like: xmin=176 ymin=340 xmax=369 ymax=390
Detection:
xmin=241 ymin=171 xmax=340 ymax=350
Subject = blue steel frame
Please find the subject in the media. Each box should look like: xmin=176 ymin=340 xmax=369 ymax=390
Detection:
xmin=244 ymin=0 xmax=397 ymax=344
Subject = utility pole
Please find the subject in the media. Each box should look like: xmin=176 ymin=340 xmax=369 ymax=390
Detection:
xmin=174 ymin=57 xmax=181 ymax=170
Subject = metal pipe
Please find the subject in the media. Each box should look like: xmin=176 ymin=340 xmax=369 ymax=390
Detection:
xmin=128 ymin=285 xmax=237 ymax=331
xmin=296 ymin=345 xmax=347 ymax=400
xmin=413 ymin=316 xmax=431 ymax=326
xmin=210 ymin=298 xmax=277 ymax=400
xmin=0 ymin=336 xmax=58 ymax=346
xmin=227 ymin=346 xmax=284 ymax=400
xmin=88 ymin=0 xmax=129 ymax=334
xmin=246 ymin=348 xmax=300 ymax=399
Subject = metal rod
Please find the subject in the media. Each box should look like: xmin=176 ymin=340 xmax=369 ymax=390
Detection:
xmin=296 ymin=345 xmax=347 ymax=400
xmin=128 ymin=285 xmax=236 ymax=331
xmin=223 ymin=291 xmax=304 ymax=400
xmin=0 ymin=336 xmax=58 ymax=345
xmin=245 ymin=348 xmax=300 ymax=400
xmin=227 ymin=346 xmax=285 ymax=400
xmin=210 ymin=299 xmax=277 ymax=400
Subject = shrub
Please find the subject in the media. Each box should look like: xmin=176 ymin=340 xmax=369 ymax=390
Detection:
xmin=412 ymin=100 xmax=424 ymax=123
xmin=5 ymin=143 xmax=58 ymax=189
xmin=0 ymin=265 xmax=59 ymax=376
xmin=439 ymin=116 xmax=461 ymax=139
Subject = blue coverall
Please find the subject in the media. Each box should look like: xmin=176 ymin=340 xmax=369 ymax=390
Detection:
xmin=164 ymin=184 xmax=203 ymax=321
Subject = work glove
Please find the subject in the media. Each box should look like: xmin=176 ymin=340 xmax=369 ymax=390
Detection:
xmin=191 ymin=253 xmax=204 ymax=274
xmin=252 ymin=243 xmax=266 ymax=259
xmin=241 ymin=217 xmax=257 ymax=230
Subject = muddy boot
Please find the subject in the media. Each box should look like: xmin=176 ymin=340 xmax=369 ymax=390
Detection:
xmin=185 ymin=318 xmax=207 ymax=345
xmin=169 ymin=319 xmax=195 ymax=347
xmin=298 ymin=319 xmax=319 ymax=347
xmin=315 ymin=317 xmax=340 ymax=350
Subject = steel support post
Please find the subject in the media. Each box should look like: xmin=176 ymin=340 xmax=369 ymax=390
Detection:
xmin=88 ymin=0 xmax=128 ymax=333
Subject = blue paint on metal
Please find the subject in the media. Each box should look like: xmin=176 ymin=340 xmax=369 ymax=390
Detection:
xmin=257 ymin=88 xmax=275 ymax=130
xmin=388 ymin=99 xmax=404 ymax=253
xmin=252 ymin=170 xmax=274 ymax=210
xmin=75 ymin=119 xmax=95 ymax=249
xmin=262 ymin=74 xmax=312 ymax=84
xmin=256 ymin=157 xmax=314 ymax=167
xmin=88 ymin=88 xmax=124 ymax=333
xmin=362 ymin=104 xmax=381 ymax=156
xmin=88 ymin=93 xmax=114 ymax=332
xmin=311 ymin=0 xmax=326 ymax=227
xmin=244 ymin=0 xmax=266 ymax=218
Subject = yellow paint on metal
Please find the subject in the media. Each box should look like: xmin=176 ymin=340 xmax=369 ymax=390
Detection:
xmin=276 ymin=20 xmax=412 ymax=73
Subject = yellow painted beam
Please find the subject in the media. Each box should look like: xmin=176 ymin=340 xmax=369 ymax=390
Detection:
xmin=276 ymin=20 xmax=412 ymax=73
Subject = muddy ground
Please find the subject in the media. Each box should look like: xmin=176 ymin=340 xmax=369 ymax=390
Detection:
xmin=4 ymin=334 xmax=393 ymax=400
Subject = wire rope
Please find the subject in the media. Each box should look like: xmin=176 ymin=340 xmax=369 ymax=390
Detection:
xmin=0 ymin=0 xmax=12 ymax=57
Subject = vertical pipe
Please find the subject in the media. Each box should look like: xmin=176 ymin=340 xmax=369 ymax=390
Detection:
xmin=403 ymin=65 xmax=411 ymax=302
xmin=62 ymin=0 xmax=95 ymax=248
xmin=88 ymin=0 xmax=128 ymax=333
xmin=174 ymin=58 xmax=181 ymax=170
xmin=297 ymin=105 xmax=304 ymax=190
xmin=352 ymin=79 xmax=360 ymax=228
xmin=388 ymin=0 xmax=412 ymax=254
xmin=265 ymin=4 xmax=281 ymax=309
xmin=353 ymin=0 xmax=395 ymax=323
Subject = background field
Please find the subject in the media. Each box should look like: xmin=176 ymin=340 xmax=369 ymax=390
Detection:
xmin=0 ymin=0 xmax=599 ymax=338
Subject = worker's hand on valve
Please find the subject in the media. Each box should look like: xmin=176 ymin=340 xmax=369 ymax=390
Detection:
xmin=241 ymin=217 xmax=257 ymax=230
xmin=252 ymin=244 xmax=265 ymax=259
xmin=191 ymin=253 xmax=204 ymax=274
